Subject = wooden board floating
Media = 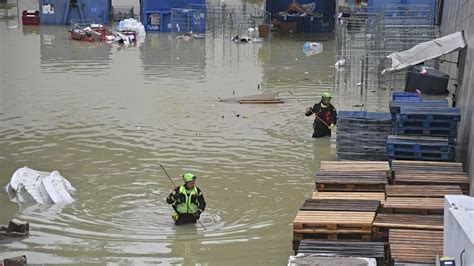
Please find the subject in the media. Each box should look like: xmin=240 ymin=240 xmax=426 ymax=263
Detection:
xmin=293 ymin=211 xmax=375 ymax=241
xmin=300 ymin=199 xmax=380 ymax=212
xmin=389 ymin=229 xmax=443 ymax=264
xmin=382 ymin=197 xmax=444 ymax=215
xmin=239 ymin=99 xmax=284 ymax=104
xmin=386 ymin=185 xmax=462 ymax=198
xmin=312 ymin=191 xmax=386 ymax=203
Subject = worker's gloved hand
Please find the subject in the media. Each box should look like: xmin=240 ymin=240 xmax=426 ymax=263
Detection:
xmin=306 ymin=107 xmax=313 ymax=113
xmin=329 ymin=123 xmax=336 ymax=130
xmin=173 ymin=192 xmax=185 ymax=202
xmin=194 ymin=209 xmax=202 ymax=220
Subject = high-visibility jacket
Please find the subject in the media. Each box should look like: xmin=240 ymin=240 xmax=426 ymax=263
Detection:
xmin=175 ymin=185 xmax=203 ymax=214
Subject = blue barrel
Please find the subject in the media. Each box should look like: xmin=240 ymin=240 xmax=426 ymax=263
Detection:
xmin=39 ymin=0 xmax=110 ymax=25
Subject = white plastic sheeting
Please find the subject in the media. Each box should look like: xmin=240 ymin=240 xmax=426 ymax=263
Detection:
xmin=6 ymin=166 xmax=76 ymax=205
xmin=382 ymin=31 xmax=466 ymax=74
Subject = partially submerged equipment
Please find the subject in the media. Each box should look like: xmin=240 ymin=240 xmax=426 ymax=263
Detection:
xmin=6 ymin=166 xmax=76 ymax=205
xmin=218 ymin=92 xmax=284 ymax=104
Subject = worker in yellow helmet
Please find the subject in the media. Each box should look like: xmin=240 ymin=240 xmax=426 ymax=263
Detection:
xmin=305 ymin=92 xmax=337 ymax=138
xmin=166 ymin=173 xmax=206 ymax=225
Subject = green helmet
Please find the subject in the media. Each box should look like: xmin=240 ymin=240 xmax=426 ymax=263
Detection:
xmin=183 ymin=173 xmax=196 ymax=183
xmin=322 ymin=92 xmax=332 ymax=99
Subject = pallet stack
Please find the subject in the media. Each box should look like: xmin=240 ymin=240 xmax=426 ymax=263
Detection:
xmin=336 ymin=111 xmax=392 ymax=160
xmin=387 ymin=92 xmax=460 ymax=162
xmin=292 ymin=161 xmax=390 ymax=263
xmin=375 ymin=159 xmax=469 ymax=264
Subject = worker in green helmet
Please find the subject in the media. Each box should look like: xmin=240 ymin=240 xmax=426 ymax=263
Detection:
xmin=305 ymin=92 xmax=337 ymax=138
xmin=166 ymin=173 xmax=206 ymax=225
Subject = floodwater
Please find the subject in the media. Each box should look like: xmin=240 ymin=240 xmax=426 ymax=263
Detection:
xmin=0 ymin=2 xmax=392 ymax=265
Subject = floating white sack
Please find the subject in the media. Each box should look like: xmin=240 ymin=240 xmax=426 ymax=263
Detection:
xmin=6 ymin=166 xmax=76 ymax=204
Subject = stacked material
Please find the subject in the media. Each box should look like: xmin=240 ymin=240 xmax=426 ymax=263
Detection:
xmin=371 ymin=159 xmax=469 ymax=264
xmin=336 ymin=111 xmax=392 ymax=160
xmin=315 ymin=161 xmax=390 ymax=192
xmin=293 ymin=161 xmax=390 ymax=262
xmin=387 ymin=135 xmax=454 ymax=161
xmin=391 ymin=160 xmax=469 ymax=194
xmin=388 ymin=92 xmax=460 ymax=161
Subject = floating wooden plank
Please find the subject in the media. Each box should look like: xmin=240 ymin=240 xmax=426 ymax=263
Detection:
xmin=386 ymin=185 xmax=462 ymax=198
xmin=293 ymin=211 xmax=374 ymax=241
xmin=383 ymin=197 xmax=444 ymax=215
xmin=320 ymin=161 xmax=390 ymax=172
xmin=239 ymin=99 xmax=284 ymax=104
xmin=312 ymin=191 xmax=386 ymax=202
xmin=296 ymin=240 xmax=386 ymax=265
xmin=300 ymin=199 xmax=380 ymax=212
xmin=389 ymin=229 xmax=443 ymax=264
xmin=0 ymin=219 xmax=29 ymax=239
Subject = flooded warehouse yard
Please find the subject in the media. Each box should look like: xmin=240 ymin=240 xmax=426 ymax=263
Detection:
xmin=0 ymin=1 xmax=394 ymax=265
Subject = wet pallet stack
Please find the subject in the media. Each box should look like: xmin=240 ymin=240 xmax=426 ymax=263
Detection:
xmin=293 ymin=161 xmax=390 ymax=261
xmin=375 ymin=159 xmax=468 ymax=264
xmin=336 ymin=111 xmax=392 ymax=160
xmin=388 ymin=92 xmax=460 ymax=162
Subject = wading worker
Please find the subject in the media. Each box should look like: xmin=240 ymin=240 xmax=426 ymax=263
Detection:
xmin=305 ymin=92 xmax=337 ymax=138
xmin=166 ymin=173 xmax=206 ymax=225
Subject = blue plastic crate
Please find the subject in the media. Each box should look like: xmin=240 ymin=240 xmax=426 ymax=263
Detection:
xmin=399 ymin=107 xmax=461 ymax=122
xmin=387 ymin=150 xmax=454 ymax=161
xmin=389 ymin=99 xmax=448 ymax=114
xmin=395 ymin=120 xmax=459 ymax=130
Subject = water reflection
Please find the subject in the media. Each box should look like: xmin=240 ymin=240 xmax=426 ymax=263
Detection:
xmin=140 ymin=34 xmax=206 ymax=81
xmin=40 ymin=26 xmax=112 ymax=74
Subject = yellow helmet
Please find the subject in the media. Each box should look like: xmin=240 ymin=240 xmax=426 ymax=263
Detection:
xmin=183 ymin=173 xmax=196 ymax=183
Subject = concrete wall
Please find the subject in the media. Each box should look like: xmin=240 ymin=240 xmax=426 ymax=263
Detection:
xmin=439 ymin=0 xmax=474 ymax=196
xmin=444 ymin=195 xmax=474 ymax=265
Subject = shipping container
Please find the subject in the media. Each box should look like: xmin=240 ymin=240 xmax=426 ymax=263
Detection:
xmin=367 ymin=0 xmax=437 ymax=24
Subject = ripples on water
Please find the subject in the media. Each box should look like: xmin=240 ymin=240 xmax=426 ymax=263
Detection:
xmin=0 ymin=8 xmax=389 ymax=264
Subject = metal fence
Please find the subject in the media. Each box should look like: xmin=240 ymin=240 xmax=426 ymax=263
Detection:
xmin=170 ymin=2 xmax=270 ymax=37
xmin=334 ymin=4 xmax=439 ymax=94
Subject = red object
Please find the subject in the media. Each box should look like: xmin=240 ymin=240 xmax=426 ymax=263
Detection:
xmin=22 ymin=10 xmax=40 ymax=25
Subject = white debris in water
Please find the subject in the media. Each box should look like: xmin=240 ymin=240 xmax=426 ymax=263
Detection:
xmin=6 ymin=166 xmax=76 ymax=205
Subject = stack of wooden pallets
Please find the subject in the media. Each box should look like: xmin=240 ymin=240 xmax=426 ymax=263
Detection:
xmin=293 ymin=161 xmax=390 ymax=261
xmin=378 ymin=160 xmax=468 ymax=264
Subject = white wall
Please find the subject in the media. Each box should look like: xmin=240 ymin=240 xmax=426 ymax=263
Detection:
xmin=444 ymin=195 xmax=474 ymax=265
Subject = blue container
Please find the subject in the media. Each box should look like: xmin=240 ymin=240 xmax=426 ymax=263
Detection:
xmin=140 ymin=0 xmax=206 ymax=32
xmin=266 ymin=0 xmax=336 ymax=33
xmin=368 ymin=0 xmax=437 ymax=24
xmin=39 ymin=0 xmax=110 ymax=25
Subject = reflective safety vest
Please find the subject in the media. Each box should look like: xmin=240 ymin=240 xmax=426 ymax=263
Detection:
xmin=176 ymin=185 xmax=201 ymax=214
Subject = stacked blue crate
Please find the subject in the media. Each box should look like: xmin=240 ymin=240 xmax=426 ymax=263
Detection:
xmin=386 ymin=135 xmax=454 ymax=161
xmin=336 ymin=111 xmax=392 ymax=160
xmin=387 ymin=92 xmax=459 ymax=162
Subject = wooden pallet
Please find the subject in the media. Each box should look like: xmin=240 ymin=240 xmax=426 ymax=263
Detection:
xmin=386 ymin=185 xmax=462 ymax=198
xmin=389 ymin=229 xmax=443 ymax=264
xmin=382 ymin=197 xmax=444 ymax=215
xmin=295 ymin=240 xmax=386 ymax=265
xmin=372 ymin=213 xmax=443 ymax=241
xmin=316 ymin=171 xmax=388 ymax=192
xmin=312 ymin=191 xmax=386 ymax=203
xmin=391 ymin=160 xmax=464 ymax=173
xmin=293 ymin=211 xmax=374 ymax=241
xmin=320 ymin=161 xmax=390 ymax=172
xmin=394 ymin=172 xmax=469 ymax=194
xmin=300 ymin=199 xmax=380 ymax=212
